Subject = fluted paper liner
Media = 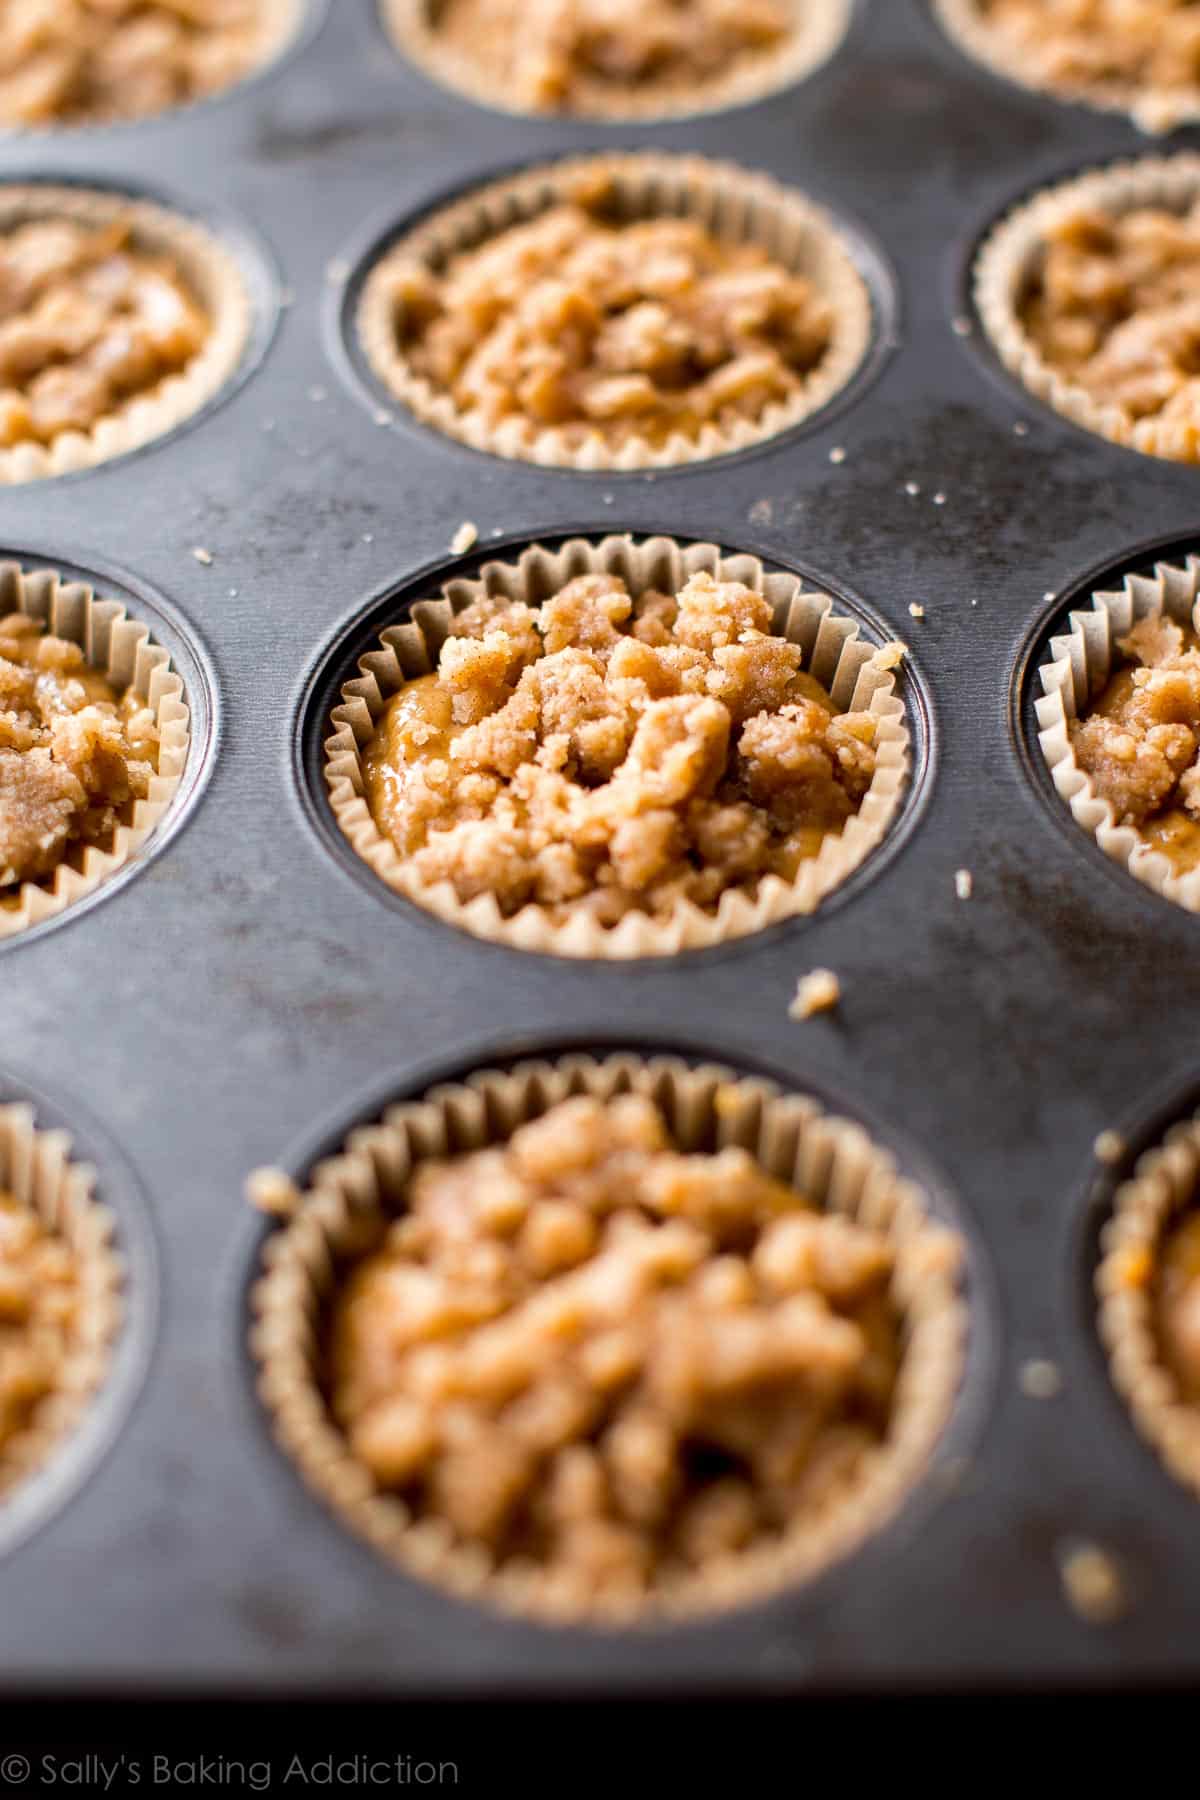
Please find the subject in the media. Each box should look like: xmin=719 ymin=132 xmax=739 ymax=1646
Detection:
xmin=0 ymin=1103 xmax=122 ymax=1503
xmin=1034 ymin=554 xmax=1200 ymax=913
xmin=0 ymin=561 xmax=191 ymax=939
xmin=250 ymin=1053 xmax=966 ymax=1625
xmin=0 ymin=185 xmax=251 ymax=483
xmin=934 ymin=0 xmax=1200 ymax=133
xmin=1098 ymin=1111 xmax=1200 ymax=1501
xmin=324 ymin=534 xmax=911 ymax=958
xmin=381 ymin=0 xmax=851 ymax=123
xmin=357 ymin=153 xmax=873 ymax=469
xmin=0 ymin=0 xmax=305 ymax=137
xmin=976 ymin=156 xmax=1200 ymax=465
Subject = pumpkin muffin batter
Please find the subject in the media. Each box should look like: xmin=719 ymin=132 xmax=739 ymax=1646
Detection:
xmin=0 ymin=0 xmax=278 ymax=128
xmin=362 ymin=568 xmax=878 ymax=926
xmin=0 ymin=610 xmax=160 ymax=905
xmin=386 ymin=178 xmax=834 ymax=454
xmin=330 ymin=1091 xmax=904 ymax=1607
xmin=422 ymin=0 xmax=792 ymax=115
xmin=0 ymin=215 xmax=208 ymax=452
xmin=0 ymin=1186 xmax=84 ymax=1478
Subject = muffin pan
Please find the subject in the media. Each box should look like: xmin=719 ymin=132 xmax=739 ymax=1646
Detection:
xmin=8 ymin=0 xmax=1200 ymax=1695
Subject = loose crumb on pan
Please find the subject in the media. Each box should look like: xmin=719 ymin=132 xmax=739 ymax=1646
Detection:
xmin=450 ymin=521 xmax=479 ymax=556
xmin=789 ymin=968 xmax=841 ymax=1019
xmin=828 ymin=446 xmax=846 ymax=464
xmin=1094 ymin=1129 xmax=1126 ymax=1165
xmin=245 ymin=1167 xmax=301 ymax=1218
xmin=904 ymin=481 xmax=921 ymax=496
xmin=191 ymin=547 xmax=214 ymax=566
xmin=955 ymin=868 xmax=973 ymax=901
xmin=1019 ymin=1358 xmax=1062 ymax=1400
xmin=908 ymin=603 xmax=926 ymax=620
xmin=1059 ymin=1542 xmax=1127 ymax=1625
xmin=871 ymin=641 xmax=907 ymax=672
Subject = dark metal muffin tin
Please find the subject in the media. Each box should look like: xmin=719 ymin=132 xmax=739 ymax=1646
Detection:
xmin=5 ymin=0 xmax=1200 ymax=1697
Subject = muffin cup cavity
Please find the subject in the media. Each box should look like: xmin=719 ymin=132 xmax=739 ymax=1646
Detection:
xmin=250 ymin=1051 xmax=966 ymax=1626
xmin=355 ymin=152 xmax=874 ymax=470
xmin=1098 ymin=1111 xmax=1200 ymax=1500
xmin=0 ymin=184 xmax=252 ymax=483
xmin=975 ymin=156 xmax=1200 ymax=465
xmin=0 ymin=1102 xmax=122 ymax=1503
xmin=0 ymin=560 xmax=192 ymax=941
xmin=1034 ymin=554 xmax=1200 ymax=913
xmin=380 ymin=0 xmax=852 ymax=123
xmin=322 ymin=533 xmax=912 ymax=959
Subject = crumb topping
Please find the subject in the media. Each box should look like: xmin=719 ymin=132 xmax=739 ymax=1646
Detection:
xmin=329 ymin=1092 xmax=905 ymax=1607
xmin=0 ymin=611 xmax=159 ymax=901
xmin=0 ymin=1187 xmax=83 ymax=1470
xmin=0 ymin=0 xmax=277 ymax=127
xmin=361 ymin=568 xmax=879 ymax=926
xmin=1069 ymin=611 xmax=1200 ymax=873
xmin=1021 ymin=202 xmax=1200 ymax=436
xmin=970 ymin=0 xmax=1200 ymax=116
xmin=1156 ymin=1208 xmax=1200 ymax=1399
xmin=0 ymin=216 xmax=208 ymax=451
xmin=425 ymin=0 xmax=792 ymax=115
xmin=386 ymin=176 xmax=834 ymax=452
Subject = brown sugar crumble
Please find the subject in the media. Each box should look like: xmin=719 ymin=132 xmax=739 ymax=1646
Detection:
xmin=1154 ymin=1207 xmax=1200 ymax=1399
xmin=361 ymin=569 xmax=880 ymax=927
xmin=424 ymin=0 xmax=792 ymax=116
xmin=1020 ymin=202 xmax=1200 ymax=439
xmin=0 ymin=611 xmax=159 ymax=905
xmin=0 ymin=1 xmax=278 ymax=128
xmin=1069 ymin=612 xmax=1200 ymax=873
xmin=0 ymin=216 xmax=208 ymax=452
xmin=965 ymin=1 xmax=1200 ymax=121
xmin=0 ymin=1187 xmax=83 ymax=1477
xmin=329 ymin=1092 xmax=906 ymax=1609
xmin=385 ymin=175 xmax=834 ymax=454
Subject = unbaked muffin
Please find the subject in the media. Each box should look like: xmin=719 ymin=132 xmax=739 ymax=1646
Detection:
xmin=0 ymin=609 xmax=161 ymax=908
xmin=0 ymin=0 xmax=296 ymax=129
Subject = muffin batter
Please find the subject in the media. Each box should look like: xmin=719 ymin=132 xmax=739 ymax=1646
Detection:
xmin=424 ymin=0 xmax=792 ymax=115
xmin=961 ymin=2 xmax=1200 ymax=116
xmin=330 ymin=1092 xmax=902 ymax=1607
xmin=0 ymin=0 xmax=276 ymax=127
xmin=0 ymin=215 xmax=208 ymax=451
xmin=0 ymin=1187 xmax=83 ymax=1474
xmin=1020 ymin=200 xmax=1200 ymax=439
xmin=0 ymin=610 xmax=159 ymax=904
xmin=387 ymin=179 xmax=834 ymax=453
xmin=362 ymin=568 xmax=878 ymax=925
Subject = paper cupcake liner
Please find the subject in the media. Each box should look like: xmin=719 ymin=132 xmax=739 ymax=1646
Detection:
xmin=0 ymin=184 xmax=252 ymax=483
xmin=250 ymin=1052 xmax=966 ymax=1626
xmin=933 ymin=0 xmax=1200 ymax=134
xmin=976 ymin=155 xmax=1200 ymax=465
xmin=324 ymin=534 xmax=911 ymax=958
xmin=380 ymin=0 xmax=851 ymax=123
xmin=1098 ymin=1110 xmax=1200 ymax=1501
xmin=1034 ymin=554 xmax=1200 ymax=914
xmin=357 ymin=152 xmax=874 ymax=470
xmin=0 ymin=1102 xmax=123 ymax=1503
xmin=0 ymin=560 xmax=192 ymax=940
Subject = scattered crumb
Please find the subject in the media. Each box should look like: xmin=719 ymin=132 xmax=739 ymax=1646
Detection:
xmin=374 ymin=409 xmax=391 ymax=426
xmin=904 ymin=481 xmax=921 ymax=497
xmin=1094 ymin=1130 xmax=1126 ymax=1166
xmin=1020 ymin=1358 xmax=1062 ymax=1400
xmin=951 ymin=315 xmax=971 ymax=338
xmin=1043 ymin=591 xmax=1056 ymax=604
xmin=749 ymin=498 xmax=774 ymax=525
xmin=246 ymin=1167 xmax=301 ymax=1218
xmin=191 ymin=546 xmax=213 ymax=566
xmin=970 ymin=599 xmax=978 ymax=608
xmin=327 ymin=259 xmax=351 ymax=284
xmin=908 ymin=602 xmax=926 ymax=620
xmin=308 ymin=385 xmax=327 ymax=403
xmin=227 ymin=587 xmax=238 ymax=599
xmin=450 ymin=521 xmax=479 ymax=556
xmin=1013 ymin=421 xmax=1029 ymax=437
xmin=829 ymin=446 xmax=846 ymax=464
xmin=871 ymin=641 xmax=907 ymax=672
xmin=363 ymin=533 xmax=374 ymax=544
xmin=932 ymin=491 xmax=946 ymax=506
xmin=789 ymin=968 xmax=841 ymax=1020
xmin=954 ymin=868 xmax=973 ymax=900
xmin=1059 ymin=1543 xmax=1127 ymax=1626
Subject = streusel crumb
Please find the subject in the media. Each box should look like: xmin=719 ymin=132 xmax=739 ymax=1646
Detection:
xmin=0 ymin=1188 xmax=83 ymax=1475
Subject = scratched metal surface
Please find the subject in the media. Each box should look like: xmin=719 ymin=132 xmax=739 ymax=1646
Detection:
xmin=3 ymin=0 xmax=1200 ymax=1695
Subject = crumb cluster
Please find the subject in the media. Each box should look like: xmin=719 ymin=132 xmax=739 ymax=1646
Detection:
xmin=0 ymin=611 xmax=159 ymax=900
xmin=1156 ymin=1208 xmax=1200 ymax=1398
xmin=1070 ymin=612 xmax=1200 ymax=872
xmin=330 ymin=1092 xmax=903 ymax=1607
xmin=0 ymin=216 xmax=207 ymax=451
xmin=361 ymin=568 xmax=878 ymax=926
xmin=0 ymin=1188 xmax=83 ymax=1474
xmin=969 ymin=0 xmax=1200 ymax=117
xmin=0 ymin=0 xmax=275 ymax=127
xmin=425 ymin=0 xmax=792 ymax=115
xmin=386 ymin=175 xmax=834 ymax=452
xmin=1021 ymin=202 xmax=1200 ymax=436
